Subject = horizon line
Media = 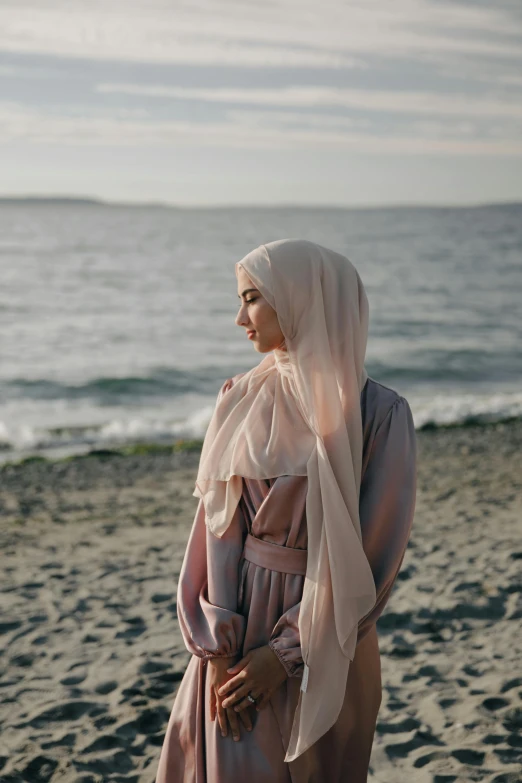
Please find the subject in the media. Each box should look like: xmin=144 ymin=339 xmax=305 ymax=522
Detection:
xmin=0 ymin=194 xmax=521 ymax=210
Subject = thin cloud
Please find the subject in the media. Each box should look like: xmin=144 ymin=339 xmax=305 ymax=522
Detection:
xmin=1 ymin=101 xmax=520 ymax=156
xmin=96 ymin=83 xmax=522 ymax=120
xmin=0 ymin=0 xmax=520 ymax=71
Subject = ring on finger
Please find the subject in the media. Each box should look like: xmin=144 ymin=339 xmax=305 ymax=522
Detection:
xmin=234 ymin=693 xmax=258 ymax=711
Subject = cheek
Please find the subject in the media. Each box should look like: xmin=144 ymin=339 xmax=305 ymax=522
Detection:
xmin=255 ymin=303 xmax=278 ymax=330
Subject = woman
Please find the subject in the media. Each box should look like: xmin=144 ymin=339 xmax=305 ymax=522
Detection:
xmin=155 ymin=239 xmax=417 ymax=782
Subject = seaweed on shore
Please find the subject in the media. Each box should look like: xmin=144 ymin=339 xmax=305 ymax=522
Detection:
xmin=0 ymin=439 xmax=204 ymax=470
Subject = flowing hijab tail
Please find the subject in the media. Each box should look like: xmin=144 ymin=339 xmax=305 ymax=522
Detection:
xmin=194 ymin=239 xmax=376 ymax=761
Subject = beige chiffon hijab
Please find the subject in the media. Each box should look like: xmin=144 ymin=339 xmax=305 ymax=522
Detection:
xmin=193 ymin=238 xmax=377 ymax=762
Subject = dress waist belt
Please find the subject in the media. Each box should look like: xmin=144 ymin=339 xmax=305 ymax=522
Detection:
xmin=242 ymin=532 xmax=307 ymax=576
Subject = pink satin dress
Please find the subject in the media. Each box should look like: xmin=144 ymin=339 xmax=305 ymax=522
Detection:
xmin=155 ymin=376 xmax=417 ymax=783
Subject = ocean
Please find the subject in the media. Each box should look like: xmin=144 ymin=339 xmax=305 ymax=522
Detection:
xmin=1 ymin=200 xmax=521 ymax=464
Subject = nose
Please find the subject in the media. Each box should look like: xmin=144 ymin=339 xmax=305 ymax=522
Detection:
xmin=235 ymin=301 xmax=250 ymax=328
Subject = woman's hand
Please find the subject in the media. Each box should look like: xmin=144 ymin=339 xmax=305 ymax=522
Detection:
xmin=218 ymin=645 xmax=288 ymax=713
xmin=207 ymin=655 xmax=253 ymax=741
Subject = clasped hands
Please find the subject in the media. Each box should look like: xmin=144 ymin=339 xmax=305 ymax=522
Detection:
xmin=208 ymin=644 xmax=288 ymax=741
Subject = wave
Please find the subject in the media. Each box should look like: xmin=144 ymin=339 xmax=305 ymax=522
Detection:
xmin=1 ymin=364 xmax=247 ymax=404
xmin=1 ymin=389 xmax=522 ymax=465
xmin=410 ymin=390 xmax=522 ymax=430
xmin=5 ymin=358 xmax=522 ymax=407
xmin=0 ymin=405 xmax=215 ymax=458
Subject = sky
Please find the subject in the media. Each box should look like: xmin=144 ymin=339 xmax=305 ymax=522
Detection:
xmin=1 ymin=0 xmax=522 ymax=207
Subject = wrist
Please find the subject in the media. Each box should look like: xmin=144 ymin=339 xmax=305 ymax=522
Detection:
xmin=206 ymin=652 xmax=240 ymax=665
xmin=267 ymin=641 xmax=290 ymax=679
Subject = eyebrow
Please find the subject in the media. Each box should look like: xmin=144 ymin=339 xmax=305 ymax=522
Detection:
xmin=237 ymin=288 xmax=259 ymax=299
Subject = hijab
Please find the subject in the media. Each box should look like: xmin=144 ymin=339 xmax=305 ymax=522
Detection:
xmin=193 ymin=238 xmax=377 ymax=762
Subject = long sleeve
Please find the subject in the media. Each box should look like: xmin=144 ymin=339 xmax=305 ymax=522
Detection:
xmin=356 ymin=395 xmax=417 ymax=643
xmin=177 ymin=497 xmax=248 ymax=660
xmin=268 ymin=602 xmax=304 ymax=678
xmin=176 ymin=376 xmax=248 ymax=661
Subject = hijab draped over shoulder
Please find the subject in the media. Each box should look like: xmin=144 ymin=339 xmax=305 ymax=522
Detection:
xmin=193 ymin=238 xmax=377 ymax=762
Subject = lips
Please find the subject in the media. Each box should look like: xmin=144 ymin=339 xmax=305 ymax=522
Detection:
xmin=246 ymin=330 xmax=256 ymax=337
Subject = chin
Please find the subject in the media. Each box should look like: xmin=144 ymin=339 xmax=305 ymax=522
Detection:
xmin=254 ymin=342 xmax=277 ymax=354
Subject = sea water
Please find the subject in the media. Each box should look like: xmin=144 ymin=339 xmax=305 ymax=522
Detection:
xmin=1 ymin=200 xmax=521 ymax=463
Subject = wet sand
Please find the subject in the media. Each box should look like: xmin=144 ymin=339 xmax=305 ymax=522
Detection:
xmin=1 ymin=423 xmax=521 ymax=782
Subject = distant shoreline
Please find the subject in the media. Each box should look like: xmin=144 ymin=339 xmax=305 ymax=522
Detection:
xmin=0 ymin=196 xmax=521 ymax=211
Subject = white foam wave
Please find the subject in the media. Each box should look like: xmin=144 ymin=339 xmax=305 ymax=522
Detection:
xmin=410 ymin=390 xmax=522 ymax=428
xmin=1 ymin=391 xmax=522 ymax=464
xmin=0 ymin=404 xmax=217 ymax=462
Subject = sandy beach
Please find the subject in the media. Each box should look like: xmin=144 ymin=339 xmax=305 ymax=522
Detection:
xmin=1 ymin=422 xmax=521 ymax=783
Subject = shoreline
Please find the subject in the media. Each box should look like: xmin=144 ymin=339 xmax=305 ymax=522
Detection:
xmin=2 ymin=411 xmax=522 ymax=473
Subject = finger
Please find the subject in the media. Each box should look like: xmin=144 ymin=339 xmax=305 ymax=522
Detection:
xmin=221 ymin=684 xmax=249 ymax=709
xmin=233 ymin=696 xmax=258 ymax=712
xmin=227 ymin=707 xmax=241 ymax=741
xmin=255 ymin=692 xmax=271 ymax=711
xmin=226 ymin=651 xmax=251 ymax=675
xmin=218 ymin=669 xmax=248 ymax=697
xmin=217 ymin=697 xmax=227 ymax=737
xmin=238 ymin=707 xmax=253 ymax=732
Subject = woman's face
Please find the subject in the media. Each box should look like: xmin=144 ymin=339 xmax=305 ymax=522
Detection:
xmin=235 ymin=266 xmax=285 ymax=353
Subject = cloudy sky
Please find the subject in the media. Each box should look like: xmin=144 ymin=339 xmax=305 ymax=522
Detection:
xmin=1 ymin=0 xmax=521 ymax=206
